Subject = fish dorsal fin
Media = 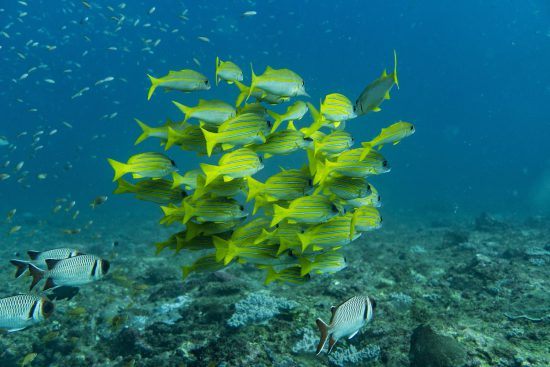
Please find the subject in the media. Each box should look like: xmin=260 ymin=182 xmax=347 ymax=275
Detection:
xmin=330 ymin=306 xmax=337 ymax=316
xmin=265 ymin=66 xmax=275 ymax=73
xmin=380 ymin=69 xmax=387 ymax=78
xmin=198 ymin=99 xmax=208 ymax=105
xmin=45 ymin=258 xmax=61 ymax=270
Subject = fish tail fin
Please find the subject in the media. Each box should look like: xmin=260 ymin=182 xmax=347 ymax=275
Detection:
xmin=246 ymin=176 xmax=264 ymax=202
xmin=134 ymin=118 xmax=152 ymax=145
xmin=114 ymin=178 xmax=134 ymax=194
xmin=298 ymin=257 xmax=313 ymax=276
xmin=350 ymin=210 xmax=358 ymax=239
xmin=182 ymin=200 xmax=195 ymax=224
xmin=107 ymin=158 xmax=128 ymax=182
xmin=27 ymin=250 xmax=40 ymax=261
xmin=223 ymin=240 xmax=240 ymax=265
xmin=164 ymin=126 xmax=180 ymax=151
xmin=28 ymin=263 xmax=44 ymax=291
xmin=270 ymin=204 xmax=288 ymax=227
xmin=266 ymin=110 xmax=282 ymax=133
xmin=254 ymin=228 xmax=273 ymax=245
xmin=313 ymin=159 xmax=332 ymax=186
xmin=247 ymin=63 xmax=257 ymax=102
xmin=192 ymin=175 xmax=207 ymax=200
xmin=306 ymin=148 xmax=318 ymax=176
xmin=184 ymin=222 xmax=198 ymax=241
xmin=234 ymin=80 xmax=247 ymax=106
xmin=200 ymin=127 xmax=219 ymax=157
xmin=359 ymin=142 xmax=373 ymax=161
xmin=276 ymin=239 xmax=291 ymax=256
xmin=147 ymin=74 xmax=159 ymax=100
xmin=264 ymin=266 xmax=279 ymax=285
xmin=393 ymin=49 xmax=399 ymax=89
xmin=171 ymin=171 xmax=183 ymax=189
xmin=182 ymin=266 xmax=192 ymax=279
xmin=200 ymin=163 xmax=220 ymax=187
xmin=215 ymin=56 xmax=221 ymax=86
xmin=315 ymin=318 xmax=329 ymax=355
xmin=10 ymin=259 xmax=29 ymax=279
xmin=308 ymin=102 xmax=321 ymax=124
xmin=252 ymin=194 xmax=268 ymax=215
xmin=297 ymin=232 xmax=311 ymax=252
xmin=213 ymin=236 xmax=229 ymax=263
xmin=154 ymin=239 xmax=171 ymax=255
xmin=172 ymin=101 xmax=191 ymax=123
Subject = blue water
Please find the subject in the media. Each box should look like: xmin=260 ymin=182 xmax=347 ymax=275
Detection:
xmin=1 ymin=0 xmax=549 ymax=220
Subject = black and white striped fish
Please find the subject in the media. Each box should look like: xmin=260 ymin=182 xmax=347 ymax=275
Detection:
xmin=10 ymin=248 xmax=83 ymax=278
xmin=0 ymin=294 xmax=54 ymax=332
xmin=28 ymin=254 xmax=110 ymax=291
xmin=315 ymin=295 xmax=375 ymax=354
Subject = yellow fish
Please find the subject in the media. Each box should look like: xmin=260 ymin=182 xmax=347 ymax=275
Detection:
xmin=248 ymin=65 xmax=309 ymax=101
xmin=359 ymin=121 xmax=415 ymax=160
xmin=200 ymin=148 xmax=264 ymax=186
xmin=320 ymin=93 xmax=357 ymax=122
xmin=215 ymin=57 xmax=243 ymax=85
xmin=147 ymin=69 xmax=210 ymax=100
xmin=172 ymin=99 xmax=236 ymax=125
xmin=266 ymin=100 xmax=308 ymax=132
xmin=354 ymin=50 xmax=398 ymax=115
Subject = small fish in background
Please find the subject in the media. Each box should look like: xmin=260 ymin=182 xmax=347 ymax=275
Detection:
xmin=6 ymin=208 xmax=16 ymax=222
xmin=146 ymin=69 xmax=210 ymax=100
xmin=9 ymin=225 xmax=22 ymax=235
xmin=316 ymin=295 xmax=375 ymax=354
xmin=242 ymin=10 xmax=257 ymax=17
xmin=18 ymin=352 xmax=38 ymax=367
xmin=0 ymin=135 xmax=9 ymax=146
xmin=90 ymin=195 xmax=108 ymax=209
xmin=62 ymin=228 xmax=81 ymax=235
xmin=0 ymin=173 xmax=11 ymax=181
xmin=10 ymin=248 xmax=83 ymax=278
xmin=28 ymin=254 xmax=110 ymax=291
xmin=0 ymin=294 xmax=54 ymax=333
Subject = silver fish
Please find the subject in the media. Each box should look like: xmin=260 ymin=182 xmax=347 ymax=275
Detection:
xmin=0 ymin=136 xmax=8 ymax=146
xmin=315 ymin=295 xmax=375 ymax=354
xmin=28 ymin=254 xmax=110 ymax=291
xmin=10 ymin=248 xmax=83 ymax=278
xmin=0 ymin=294 xmax=54 ymax=332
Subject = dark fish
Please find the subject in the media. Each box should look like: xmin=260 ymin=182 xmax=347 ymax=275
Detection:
xmin=316 ymin=295 xmax=375 ymax=354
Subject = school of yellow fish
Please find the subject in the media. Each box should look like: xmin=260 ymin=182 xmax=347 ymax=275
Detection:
xmin=109 ymin=52 xmax=414 ymax=285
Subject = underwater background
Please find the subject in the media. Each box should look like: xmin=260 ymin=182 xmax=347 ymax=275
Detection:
xmin=1 ymin=1 xmax=549 ymax=366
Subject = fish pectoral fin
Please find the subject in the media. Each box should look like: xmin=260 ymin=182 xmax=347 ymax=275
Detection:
xmin=348 ymin=330 xmax=359 ymax=339
xmin=372 ymin=106 xmax=382 ymax=112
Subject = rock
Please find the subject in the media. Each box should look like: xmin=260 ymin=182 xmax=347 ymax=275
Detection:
xmin=474 ymin=212 xmax=507 ymax=231
xmin=441 ymin=230 xmax=469 ymax=247
xmin=409 ymin=325 xmax=467 ymax=367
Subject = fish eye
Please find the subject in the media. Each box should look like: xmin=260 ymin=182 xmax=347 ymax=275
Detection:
xmin=304 ymin=137 xmax=313 ymax=142
xmin=101 ymin=260 xmax=111 ymax=275
xmin=170 ymin=159 xmax=176 ymax=166
xmin=41 ymin=300 xmax=55 ymax=317
xmin=266 ymin=120 xmax=272 ymax=127
xmin=367 ymin=184 xmax=371 ymax=191
xmin=377 ymin=195 xmax=381 ymax=201
xmin=382 ymin=160 xmax=388 ymax=167
xmin=307 ymin=179 xmax=313 ymax=186
xmin=331 ymin=204 xmax=338 ymax=212
xmin=301 ymin=80 xmax=304 ymax=87
xmin=380 ymin=216 xmax=383 ymax=223
xmin=370 ymin=297 xmax=377 ymax=310
xmin=410 ymin=125 xmax=415 ymax=131
xmin=204 ymin=80 xmax=209 ymax=85
xmin=181 ymin=191 xmax=187 ymax=198
xmin=259 ymin=156 xmax=263 ymax=163
xmin=239 ymin=205 xmax=245 ymax=211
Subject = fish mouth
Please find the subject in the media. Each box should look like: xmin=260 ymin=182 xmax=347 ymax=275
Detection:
xmin=41 ymin=299 xmax=55 ymax=318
